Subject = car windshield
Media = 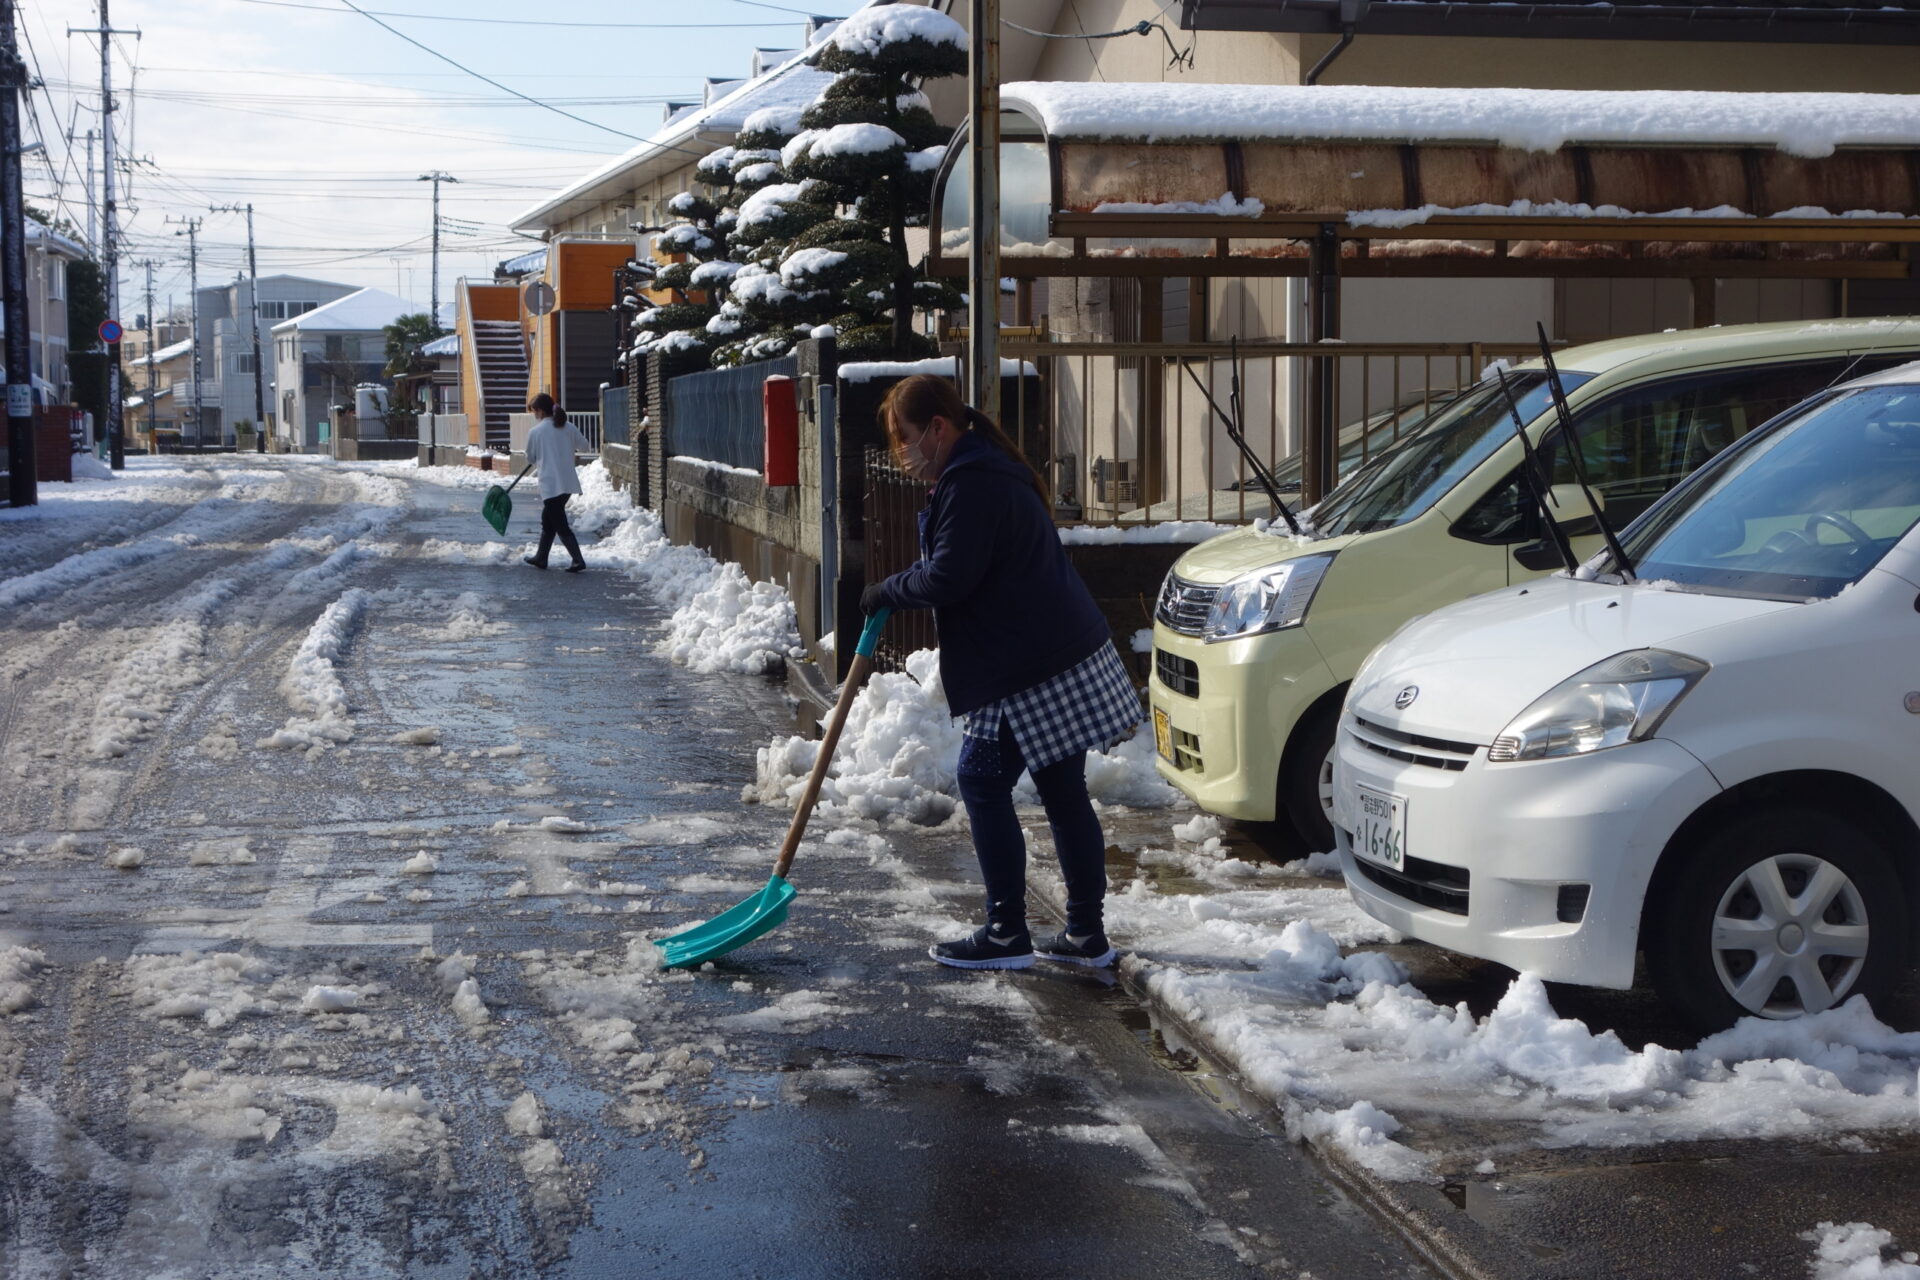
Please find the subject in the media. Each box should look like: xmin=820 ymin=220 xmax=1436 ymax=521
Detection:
xmin=1309 ymin=372 xmax=1589 ymax=537
xmin=1624 ymin=385 xmax=1920 ymax=600
xmin=1264 ymin=393 xmax=1460 ymax=492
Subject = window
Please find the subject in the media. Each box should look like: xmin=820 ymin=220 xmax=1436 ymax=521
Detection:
xmin=259 ymin=300 xmax=318 ymax=320
xmin=46 ymin=260 xmax=65 ymax=300
xmin=325 ymin=335 xmax=347 ymax=361
xmin=1452 ymin=357 xmax=1919 ymax=544
xmin=233 ymin=353 xmax=257 ymax=374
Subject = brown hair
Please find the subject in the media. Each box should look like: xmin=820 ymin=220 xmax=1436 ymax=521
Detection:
xmin=529 ymin=391 xmax=567 ymax=428
xmin=879 ymin=373 xmax=1048 ymax=505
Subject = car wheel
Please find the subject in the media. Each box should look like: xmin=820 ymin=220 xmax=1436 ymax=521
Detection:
xmin=1649 ymin=807 xmax=1907 ymax=1033
xmin=1283 ymin=703 xmax=1339 ymax=854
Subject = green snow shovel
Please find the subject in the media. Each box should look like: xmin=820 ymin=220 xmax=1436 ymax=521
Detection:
xmin=481 ymin=464 xmax=533 ymax=536
xmin=657 ymin=608 xmax=890 ymax=969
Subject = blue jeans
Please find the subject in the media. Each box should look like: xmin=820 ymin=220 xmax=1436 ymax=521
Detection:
xmin=956 ymin=720 xmax=1108 ymax=937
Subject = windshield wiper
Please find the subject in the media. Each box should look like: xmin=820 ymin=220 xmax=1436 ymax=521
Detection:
xmin=1536 ymin=323 xmax=1636 ymax=581
xmin=1496 ymin=367 xmax=1579 ymax=574
xmin=1179 ymin=337 xmax=1303 ymax=536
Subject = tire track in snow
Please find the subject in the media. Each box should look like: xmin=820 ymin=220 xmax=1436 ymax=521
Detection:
xmin=257 ymin=588 xmax=374 ymax=752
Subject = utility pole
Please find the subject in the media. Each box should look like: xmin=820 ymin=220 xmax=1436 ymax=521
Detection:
xmin=170 ymin=216 xmax=202 ymax=453
xmin=418 ymin=171 xmax=456 ymax=330
xmin=211 ymin=202 xmax=266 ymax=452
xmin=966 ymin=0 xmax=1001 ymax=422
xmin=2 ymin=0 xmax=36 ymax=506
xmin=139 ymin=258 xmax=156 ymax=451
xmin=81 ymin=127 xmax=93 ymax=248
xmin=71 ymin=2 xmax=137 ymax=471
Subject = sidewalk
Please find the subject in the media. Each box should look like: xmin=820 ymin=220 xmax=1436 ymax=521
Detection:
xmin=1032 ymin=807 xmax=1920 ymax=1280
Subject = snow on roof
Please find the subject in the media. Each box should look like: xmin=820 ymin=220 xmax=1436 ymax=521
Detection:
xmin=1000 ymin=82 xmax=1920 ymax=158
xmin=24 ymin=221 xmax=88 ymax=259
xmin=420 ymin=332 xmax=460 ymax=357
xmin=509 ymin=23 xmax=842 ymax=234
xmin=130 ymin=338 xmax=192 ymax=367
xmin=269 ymin=287 xmax=414 ymax=334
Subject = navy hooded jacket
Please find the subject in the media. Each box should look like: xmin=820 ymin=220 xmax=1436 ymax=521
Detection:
xmin=870 ymin=431 xmax=1111 ymax=716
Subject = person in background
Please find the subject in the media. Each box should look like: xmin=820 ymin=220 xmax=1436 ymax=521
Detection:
xmin=522 ymin=392 xmax=589 ymax=572
xmin=861 ymin=374 xmax=1139 ymax=971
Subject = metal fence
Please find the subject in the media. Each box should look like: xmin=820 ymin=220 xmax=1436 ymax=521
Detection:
xmin=569 ymin=411 xmax=602 ymax=451
xmin=965 ymin=341 xmax=1541 ymax=523
xmin=664 ymin=355 xmax=797 ymax=471
xmin=600 ymin=385 xmax=631 ymax=448
xmin=862 ymin=445 xmax=938 ymax=672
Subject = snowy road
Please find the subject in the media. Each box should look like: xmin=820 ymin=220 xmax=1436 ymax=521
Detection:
xmin=0 ymin=457 xmax=1427 ymax=1279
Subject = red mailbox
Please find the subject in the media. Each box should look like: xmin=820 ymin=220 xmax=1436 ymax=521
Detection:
xmin=763 ymin=374 xmax=798 ymax=487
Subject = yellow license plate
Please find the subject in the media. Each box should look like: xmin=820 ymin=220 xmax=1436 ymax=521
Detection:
xmin=1153 ymin=707 xmax=1174 ymax=762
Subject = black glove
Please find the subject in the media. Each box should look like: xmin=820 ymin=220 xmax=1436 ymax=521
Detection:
xmin=860 ymin=583 xmax=889 ymax=616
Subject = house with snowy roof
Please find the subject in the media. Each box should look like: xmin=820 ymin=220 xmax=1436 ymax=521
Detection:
xmin=0 ymin=220 xmax=89 ymax=413
xmin=270 ymin=287 xmax=414 ymax=452
xmin=192 ymin=274 xmax=361 ymax=448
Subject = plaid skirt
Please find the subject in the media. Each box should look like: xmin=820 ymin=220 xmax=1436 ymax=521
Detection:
xmin=958 ymin=641 xmax=1142 ymax=775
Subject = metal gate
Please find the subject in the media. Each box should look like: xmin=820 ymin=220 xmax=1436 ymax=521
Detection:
xmin=863 ymin=445 xmax=937 ymax=672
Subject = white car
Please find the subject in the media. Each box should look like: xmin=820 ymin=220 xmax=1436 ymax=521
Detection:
xmin=1332 ymin=360 xmax=1920 ymax=1030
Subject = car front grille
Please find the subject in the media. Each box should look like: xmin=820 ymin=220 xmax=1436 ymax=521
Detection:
xmin=1155 ymin=574 xmax=1218 ymax=637
xmin=1155 ymin=648 xmax=1199 ymax=698
xmin=1348 ymin=716 xmax=1480 ymax=771
xmin=1345 ymin=840 xmax=1472 ymax=916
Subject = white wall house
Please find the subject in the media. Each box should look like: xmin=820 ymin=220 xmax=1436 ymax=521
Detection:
xmin=193 ymin=274 xmax=360 ymax=446
xmin=270 ymin=287 xmax=413 ymax=451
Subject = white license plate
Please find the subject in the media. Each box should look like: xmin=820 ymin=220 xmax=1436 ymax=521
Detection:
xmin=1353 ymin=783 xmax=1407 ymax=872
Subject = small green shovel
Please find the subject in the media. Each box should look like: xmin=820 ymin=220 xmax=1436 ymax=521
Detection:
xmin=657 ymin=608 xmax=890 ymax=969
xmin=481 ymin=464 xmax=533 ymax=536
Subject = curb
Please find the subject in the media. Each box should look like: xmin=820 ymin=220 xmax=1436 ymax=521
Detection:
xmin=1028 ymin=880 xmax=1498 ymax=1280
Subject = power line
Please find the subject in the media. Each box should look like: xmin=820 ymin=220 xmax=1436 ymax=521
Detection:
xmin=334 ymin=0 xmax=644 ymax=142
xmin=234 ymin=0 xmax=815 ymax=28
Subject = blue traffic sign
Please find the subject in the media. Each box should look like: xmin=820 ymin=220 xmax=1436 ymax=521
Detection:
xmin=99 ymin=320 xmax=124 ymax=344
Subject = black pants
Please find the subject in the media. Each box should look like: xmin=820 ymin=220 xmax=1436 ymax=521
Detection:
xmin=956 ymin=720 xmax=1108 ymax=937
xmin=534 ymin=494 xmax=582 ymax=567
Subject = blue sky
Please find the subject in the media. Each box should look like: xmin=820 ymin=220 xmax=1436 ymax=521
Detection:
xmin=18 ymin=0 xmax=861 ymax=323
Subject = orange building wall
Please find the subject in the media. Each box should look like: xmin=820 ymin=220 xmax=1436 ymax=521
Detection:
xmin=458 ymin=282 xmax=522 ymax=445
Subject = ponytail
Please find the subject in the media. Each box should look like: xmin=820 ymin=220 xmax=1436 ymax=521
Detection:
xmin=529 ymin=391 xmax=564 ymax=427
xmin=553 ymin=405 xmax=568 ymax=428
xmin=879 ymin=373 xmax=1049 ymax=506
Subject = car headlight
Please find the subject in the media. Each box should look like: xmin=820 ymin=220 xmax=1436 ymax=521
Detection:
xmin=1203 ymin=554 xmax=1335 ymax=643
xmin=1488 ymin=649 xmax=1708 ymax=762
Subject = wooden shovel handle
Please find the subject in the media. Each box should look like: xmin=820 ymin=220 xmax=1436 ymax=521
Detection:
xmin=771 ymin=610 xmax=888 ymax=880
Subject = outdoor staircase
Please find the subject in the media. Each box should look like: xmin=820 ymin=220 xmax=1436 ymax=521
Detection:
xmin=472 ymin=320 xmax=529 ymax=451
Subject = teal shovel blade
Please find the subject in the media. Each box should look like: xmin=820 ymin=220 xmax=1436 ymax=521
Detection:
xmin=656 ymin=873 xmax=797 ymax=969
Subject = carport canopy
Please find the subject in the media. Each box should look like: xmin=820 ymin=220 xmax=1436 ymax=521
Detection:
xmin=927 ymin=82 xmax=1920 ymax=281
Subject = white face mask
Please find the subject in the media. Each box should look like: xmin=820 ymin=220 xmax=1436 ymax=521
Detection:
xmin=916 ymin=429 xmax=940 ymax=472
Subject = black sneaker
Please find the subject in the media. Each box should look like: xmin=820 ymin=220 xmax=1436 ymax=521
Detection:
xmin=929 ymin=925 xmax=1034 ymax=970
xmin=1036 ymin=929 xmax=1117 ymax=969
xmin=522 ymin=555 xmax=547 ymax=570
xmin=566 ymin=561 xmax=587 ymax=573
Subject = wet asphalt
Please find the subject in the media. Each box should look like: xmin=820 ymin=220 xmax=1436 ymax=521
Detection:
xmin=0 ymin=457 xmax=1433 ymax=1279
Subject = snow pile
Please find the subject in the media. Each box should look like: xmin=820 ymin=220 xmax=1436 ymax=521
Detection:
xmin=299 ymin=984 xmax=363 ymax=1013
xmin=1804 ymin=1223 xmax=1920 ymax=1279
xmin=1058 ymin=521 xmax=1233 ymax=545
xmin=783 ymin=123 xmax=905 ymax=168
xmin=0 ymin=946 xmax=46 ymax=1014
xmin=1003 ymin=81 xmax=1920 ymax=158
xmin=86 ymin=578 xmax=241 ymax=758
xmin=124 ymin=952 xmax=277 ymax=1028
xmin=400 ymin=851 xmax=438 ymax=874
xmin=1293 ymin=1100 xmax=1433 ymax=1182
xmin=575 ymin=464 xmax=803 ymax=675
xmin=258 ymin=588 xmax=371 ymax=751
xmin=749 ymin=647 xmax=1178 ymax=824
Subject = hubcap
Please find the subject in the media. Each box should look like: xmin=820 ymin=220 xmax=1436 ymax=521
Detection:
xmin=1709 ymin=853 xmax=1869 ymax=1019
xmin=1315 ymin=747 xmax=1336 ymax=820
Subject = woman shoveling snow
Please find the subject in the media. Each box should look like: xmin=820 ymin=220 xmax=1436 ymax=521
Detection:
xmin=861 ymin=375 xmax=1140 ymax=971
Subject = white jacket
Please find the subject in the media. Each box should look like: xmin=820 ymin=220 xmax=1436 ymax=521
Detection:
xmin=525 ymin=418 xmax=588 ymax=500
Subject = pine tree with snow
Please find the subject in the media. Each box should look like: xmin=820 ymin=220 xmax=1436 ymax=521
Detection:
xmin=628 ymin=150 xmax=741 ymax=376
xmin=777 ymin=2 xmax=968 ymax=361
xmin=709 ymin=107 xmax=838 ymax=366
